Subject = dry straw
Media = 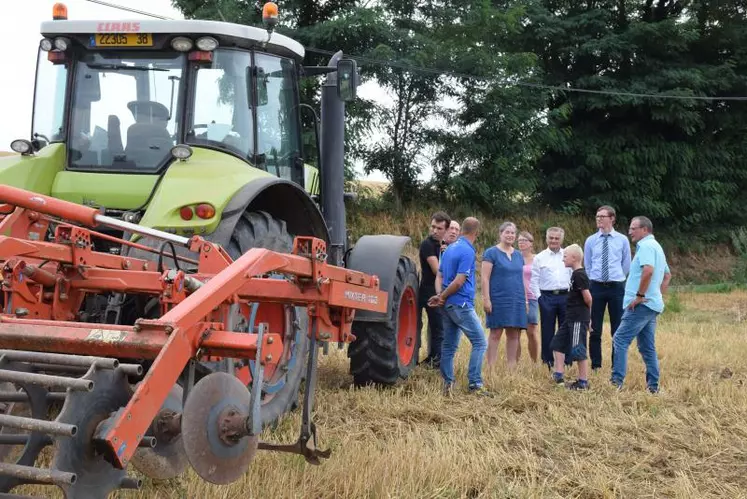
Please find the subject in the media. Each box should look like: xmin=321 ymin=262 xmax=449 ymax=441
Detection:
xmin=17 ymin=291 xmax=747 ymax=498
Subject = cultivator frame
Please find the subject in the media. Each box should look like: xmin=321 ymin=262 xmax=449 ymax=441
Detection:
xmin=0 ymin=185 xmax=387 ymax=497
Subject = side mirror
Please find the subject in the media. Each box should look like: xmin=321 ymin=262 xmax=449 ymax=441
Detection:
xmin=250 ymin=66 xmax=269 ymax=106
xmin=336 ymin=59 xmax=357 ymax=102
xmin=80 ymin=72 xmax=101 ymax=102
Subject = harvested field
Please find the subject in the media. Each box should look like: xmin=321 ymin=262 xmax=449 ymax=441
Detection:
xmin=16 ymin=289 xmax=747 ymax=498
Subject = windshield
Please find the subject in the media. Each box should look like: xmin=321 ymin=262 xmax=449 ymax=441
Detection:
xmin=188 ymin=49 xmax=301 ymax=181
xmin=188 ymin=49 xmax=254 ymax=158
xmin=32 ymin=49 xmax=68 ymax=147
xmin=68 ymin=51 xmax=184 ymax=172
xmin=255 ymin=53 xmax=301 ymax=181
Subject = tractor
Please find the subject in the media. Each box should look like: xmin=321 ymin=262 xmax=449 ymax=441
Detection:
xmin=0 ymin=2 xmax=420 ymax=496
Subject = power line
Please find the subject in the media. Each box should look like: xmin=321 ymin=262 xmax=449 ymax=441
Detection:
xmin=305 ymin=47 xmax=747 ymax=102
xmin=82 ymin=0 xmax=747 ymax=102
xmin=83 ymin=0 xmax=172 ymax=19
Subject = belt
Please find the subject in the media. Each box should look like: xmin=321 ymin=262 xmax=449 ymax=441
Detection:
xmin=541 ymin=289 xmax=568 ymax=295
xmin=591 ymin=280 xmax=624 ymax=287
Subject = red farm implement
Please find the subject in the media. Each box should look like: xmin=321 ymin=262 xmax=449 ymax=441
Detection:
xmin=0 ymin=185 xmax=389 ymax=497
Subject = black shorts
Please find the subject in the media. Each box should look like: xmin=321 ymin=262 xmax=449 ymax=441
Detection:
xmin=550 ymin=320 xmax=589 ymax=361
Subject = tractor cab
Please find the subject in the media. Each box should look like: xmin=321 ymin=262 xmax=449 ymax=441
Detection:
xmin=3 ymin=2 xmax=357 ymax=249
xmin=27 ymin=5 xmax=306 ymax=185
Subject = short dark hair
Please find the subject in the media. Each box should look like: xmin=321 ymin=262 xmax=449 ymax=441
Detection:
xmin=598 ymin=205 xmax=616 ymax=219
xmin=431 ymin=211 xmax=451 ymax=228
xmin=462 ymin=217 xmax=480 ymax=235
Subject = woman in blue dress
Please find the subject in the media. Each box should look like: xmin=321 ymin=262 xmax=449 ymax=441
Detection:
xmin=481 ymin=221 xmax=528 ymax=370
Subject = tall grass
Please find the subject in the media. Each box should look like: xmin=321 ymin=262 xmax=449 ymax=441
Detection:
xmin=347 ymin=203 xmax=738 ymax=285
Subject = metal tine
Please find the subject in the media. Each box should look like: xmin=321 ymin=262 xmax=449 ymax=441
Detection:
xmin=0 ymin=433 xmax=53 ymax=446
xmin=118 ymin=364 xmax=144 ymax=377
xmin=119 ymin=476 xmax=143 ymax=490
xmin=0 ymin=414 xmax=77 ymax=437
xmin=138 ymin=436 xmax=156 ymax=448
xmin=0 ymin=392 xmax=66 ymax=403
xmin=0 ymin=370 xmax=93 ymax=392
xmin=0 ymin=463 xmax=77 ymax=486
xmin=0 ymin=434 xmax=29 ymax=445
xmin=32 ymin=364 xmax=90 ymax=374
xmin=0 ymin=351 xmax=119 ymax=369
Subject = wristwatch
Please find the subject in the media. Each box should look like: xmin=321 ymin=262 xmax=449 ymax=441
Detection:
xmin=636 ymin=293 xmax=645 ymax=298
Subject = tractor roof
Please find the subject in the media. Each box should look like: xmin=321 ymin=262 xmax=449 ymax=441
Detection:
xmin=40 ymin=19 xmax=305 ymax=59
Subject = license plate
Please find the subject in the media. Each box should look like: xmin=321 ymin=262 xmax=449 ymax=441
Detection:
xmin=91 ymin=33 xmax=153 ymax=47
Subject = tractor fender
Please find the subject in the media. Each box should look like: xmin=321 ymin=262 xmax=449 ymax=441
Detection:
xmin=345 ymin=235 xmax=413 ymax=323
xmin=206 ymin=177 xmax=329 ymax=248
xmin=121 ymin=177 xmax=328 ymax=264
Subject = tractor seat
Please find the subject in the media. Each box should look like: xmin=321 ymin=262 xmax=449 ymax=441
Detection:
xmin=125 ymin=101 xmax=174 ymax=168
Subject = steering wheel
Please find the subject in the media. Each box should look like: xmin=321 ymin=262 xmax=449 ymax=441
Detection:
xmin=189 ymin=124 xmax=210 ymax=134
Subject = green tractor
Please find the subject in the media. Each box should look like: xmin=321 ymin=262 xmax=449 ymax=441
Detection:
xmin=0 ymin=2 xmax=420 ymax=443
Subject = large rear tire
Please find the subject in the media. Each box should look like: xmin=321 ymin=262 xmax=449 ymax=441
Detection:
xmin=226 ymin=211 xmax=309 ymax=428
xmin=348 ymin=256 xmax=419 ymax=386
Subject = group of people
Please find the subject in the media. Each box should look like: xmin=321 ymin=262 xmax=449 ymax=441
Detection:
xmin=417 ymin=206 xmax=672 ymax=395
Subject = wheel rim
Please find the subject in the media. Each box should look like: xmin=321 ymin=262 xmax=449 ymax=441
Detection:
xmin=235 ymin=302 xmax=299 ymax=404
xmin=396 ymin=286 xmax=417 ymax=366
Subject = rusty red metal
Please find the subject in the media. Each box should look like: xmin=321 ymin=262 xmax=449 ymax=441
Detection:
xmin=0 ymin=185 xmax=389 ymax=469
xmin=0 ymin=316 xmax=282 ymax=360
xmin=0 ymin=185 xmax=101 ymax=227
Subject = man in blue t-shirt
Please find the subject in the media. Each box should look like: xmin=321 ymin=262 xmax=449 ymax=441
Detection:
xmin=429 ymin=217 xmax=489 ymax=396
xmin=610 ymin=216 xmax=672 ymax=393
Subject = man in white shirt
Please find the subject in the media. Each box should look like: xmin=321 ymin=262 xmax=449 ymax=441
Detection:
xmin=531 ymin=227 xmax=573 ymax=369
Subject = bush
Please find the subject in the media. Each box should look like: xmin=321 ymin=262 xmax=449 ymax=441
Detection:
xmin=729 ymin=227 xmax=747 ymax=284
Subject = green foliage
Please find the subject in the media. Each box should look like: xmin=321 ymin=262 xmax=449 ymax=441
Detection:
xmin=169 ymin=0 xmax=747 ymax=246
xmin=521 ymin=1 xmax=747 ymax=239
xmin=664 ymin=291 xmax=683 ymax=315
xmin=730 ymin=227 xmax=747 ymax=284
xmin=689 ymin=283 xmax=739 ymax=294
xmin=428 ymin=1 xmax=545 ymax=212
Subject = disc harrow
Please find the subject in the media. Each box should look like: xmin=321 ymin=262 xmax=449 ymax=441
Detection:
xmin=0 ymin=185 xmax=389 ymax=498
xmin=0 ymin=350 xmax=145 ymax=497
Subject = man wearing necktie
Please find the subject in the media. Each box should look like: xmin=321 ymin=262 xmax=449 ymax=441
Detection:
xmin=584 ymin=205 xmax=631 ymax=370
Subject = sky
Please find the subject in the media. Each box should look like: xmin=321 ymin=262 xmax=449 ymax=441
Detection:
xmin=0 ymin=0 xmax=393 ymax=181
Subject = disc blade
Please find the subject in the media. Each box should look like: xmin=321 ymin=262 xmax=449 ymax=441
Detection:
xmin=52 ymin=367 xmax=133 ymax=498
xmin=182 ymin=372 xmax=257 ymax=485
xmin=131 ymin=384 xmax=188 ymax=480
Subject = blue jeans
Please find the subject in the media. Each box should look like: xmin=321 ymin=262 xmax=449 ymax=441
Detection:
xmin=440 ymin=303 xmax=487 ymax=388
xmin=611 ymin=305 xmax=660 ymax=389
xmin=590 ymin=281 xmax=625 ymax=369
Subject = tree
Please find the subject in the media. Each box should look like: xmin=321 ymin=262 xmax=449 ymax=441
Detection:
xmin=521 ymin=0 xmax=747 ymax=237
xmin=428 ymin=0 xmax=547 ymax=212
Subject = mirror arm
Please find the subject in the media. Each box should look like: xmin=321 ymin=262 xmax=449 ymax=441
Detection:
xmin=302 ymin=66 xmax=338 ymax=77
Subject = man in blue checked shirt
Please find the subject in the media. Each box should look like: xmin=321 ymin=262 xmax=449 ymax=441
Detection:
xmin=584 ymin=205 xmax=631 ymax=370
xmin=429 ymin=217 xmax=490 ymax=397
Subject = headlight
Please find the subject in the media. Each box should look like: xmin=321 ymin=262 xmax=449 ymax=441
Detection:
xmin=10 ymin=139 xmax=34 ymax=155
xmin=196 ymin=36 xmax=218 ymax=51
xmin=171 ymin=144 xmax=193 ymax=161
xmin=170 ymin=37 xmax=193 ymax=52
xmin=39 ymin=38 xmax=53 ymax=51
xmin=53 ymin=37 xmax=70 ymax=51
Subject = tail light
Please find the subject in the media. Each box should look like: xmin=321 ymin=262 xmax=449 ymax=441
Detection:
xmin=188 ymin=51 xmax=213 ymax=62
xmin=179 ymin=206 xmax=193 ymax=220
xmin=195 ymin=204 xmax=215 ymax=219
